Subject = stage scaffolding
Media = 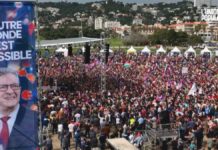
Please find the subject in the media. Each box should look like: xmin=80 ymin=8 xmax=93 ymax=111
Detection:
xmin=100 ymin=32 xmax=107 ymax=97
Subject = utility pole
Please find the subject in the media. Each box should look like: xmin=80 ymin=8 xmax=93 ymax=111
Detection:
xmin=80 ymin=19 xmax=83 ymax=37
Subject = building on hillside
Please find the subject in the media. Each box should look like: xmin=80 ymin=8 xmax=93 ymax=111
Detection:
xmin=95 ymin=17 xmax=104 ymax=30
xmin=194 ymin=0 xmax=211 ymax=8
xmin=53 ymin=17 xmax=74 ymax=29
xmin=169 ymin=22 xmax=207 ymax=35
xmin=142 ymin=7 xmax=158 ymax=16
xmin=91 ymin=3 xmax=102 ymax=10
xmin=87 ymin=16 xmax=94 ymax=27
xmin=104 ymin=21 xmax=121 ymax=29
xmin=169 ymin=21 xmax=218 ymax=41
xmin=157 ymin=17 xmax=167 ymax=22
xmin=132 ymin=24 xmax=167 ymax=36
xmin=45 ymin=7 xmax=60 ymax=16
xmin=183 ymin=16 xmax=191 ymax=21
xmin=132 ymin=4 xmax=138 ymax=11
xmin=114 ymin=25 xmax=131 ymax=37
xmin=132 ymin=17 xmax=143 ymax=25
xmin=139 ymin=25 xmax=155 ymax=36
xmin=153 ymin=23 xmax=167 ymax=29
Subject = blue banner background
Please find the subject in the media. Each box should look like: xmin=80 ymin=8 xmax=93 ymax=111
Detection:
xmin=0 ymin=1 xmax=37 ymax=108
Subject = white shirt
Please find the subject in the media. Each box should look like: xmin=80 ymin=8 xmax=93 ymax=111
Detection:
xmin=58 ymin=124 xmax=63 ymax=132
xmin=68 ymin=123 xmax=74 ymax=133
xmin=116 ymin=117 xmax=120 ymax=124
xmin=0 ymin=104 xmax=20 ymax=135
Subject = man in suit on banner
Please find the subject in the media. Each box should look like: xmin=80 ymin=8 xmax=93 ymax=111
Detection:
xmin=0 ymin=68 xmax=38 ymax=150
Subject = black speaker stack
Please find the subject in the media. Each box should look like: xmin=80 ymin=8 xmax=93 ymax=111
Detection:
xmin=84 ymin=43 xmax=90 ymax=64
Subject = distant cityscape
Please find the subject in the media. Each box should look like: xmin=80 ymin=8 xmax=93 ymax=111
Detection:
xmin=38 ymin=0 xmax=218 ymax=44
xmin=39 ymin=0 xmax=218 ymax=6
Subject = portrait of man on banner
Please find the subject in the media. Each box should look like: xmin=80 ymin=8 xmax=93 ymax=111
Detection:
xmin=0 ymin=1 xmax=38 ymax=149
xmin=0 ymin=66 xmax=38 ymax=150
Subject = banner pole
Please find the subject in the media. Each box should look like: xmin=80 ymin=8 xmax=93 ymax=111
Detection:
xmin=35 ymin=0 xmax=43 ymax=149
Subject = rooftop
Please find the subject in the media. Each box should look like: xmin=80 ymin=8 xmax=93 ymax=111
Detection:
xmin=38 ymin=37 xmax=103 ymax=47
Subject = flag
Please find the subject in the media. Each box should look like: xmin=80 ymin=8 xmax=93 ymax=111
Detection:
xmin=162 ymin=64 xmax=168 ymax=77
xmin=164 ymin=64 xmax=168 ymax=73
xmin=176 ymin=82 xmax=182 ymax=90
xmin=188 ymin=83 xmax=197 ymax=96
xmin=198 ymin=87 xmax=203 ymax=94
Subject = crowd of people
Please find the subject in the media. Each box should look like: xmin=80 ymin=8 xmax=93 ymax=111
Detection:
xmin=39 ymin=50 xmax=218 ymax=150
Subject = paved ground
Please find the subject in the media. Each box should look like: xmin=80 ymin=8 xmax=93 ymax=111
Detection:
xmin=52 ymin=134 xmax=75 ymax=150
xmin=52 ymin=134 xmax=61 ymax=150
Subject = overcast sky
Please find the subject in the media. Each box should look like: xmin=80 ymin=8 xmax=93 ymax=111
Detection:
xmin=38 ymin=0 xmax=218 ymax=5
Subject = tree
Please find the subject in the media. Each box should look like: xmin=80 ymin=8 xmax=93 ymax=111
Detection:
xmin=176 ymin=31 xmax=188 ymax=46
xmin=166 ymin=30 xmax=177 ymax=45
xmin=39 ymin=27 xmax=79 ymax=39
xmin=83 ymin=27 xmax=103 ymax=38
xmin=188 ymin=35 xmax=203 ymax=45
xmin=148 ymin=29 xmax=201 ymax=46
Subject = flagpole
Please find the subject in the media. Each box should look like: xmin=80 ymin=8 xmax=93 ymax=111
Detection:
xmin=164 ymin=63 xmax=169 ymax=109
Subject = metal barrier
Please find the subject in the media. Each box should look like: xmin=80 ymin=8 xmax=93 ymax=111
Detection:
xmin=134 ymin=122 xmax=179 ymax=149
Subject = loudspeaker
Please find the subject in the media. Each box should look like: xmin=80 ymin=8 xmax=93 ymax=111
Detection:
xmin=84 ymin=43 xmax=90 ymax=64
xmin=68 ymin=44 xmax=73 ymax=56
xmin=105 ymin=44 xmax=109 ymax=64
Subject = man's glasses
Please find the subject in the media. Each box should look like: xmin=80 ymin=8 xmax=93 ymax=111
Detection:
xmin=0 ymin=84 xmax=20 ymax=92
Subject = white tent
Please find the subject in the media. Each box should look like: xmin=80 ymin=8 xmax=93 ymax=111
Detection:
xmin=170 ymin=47 xmax=181 ymax=56
xmin=200 ymin=46 xmax=212 ymax=56
xmin=55 ymin=46 xmax=68 ymax=57
xmin=184 ymin=46 xmax=196 ymax=58
xmin=141 ymin=46 xmax=151 ymax=55
xmin=82 ymin=46 xmax=85 ymax=53
xmin=100 ymin=49 xmax=113 ymax=53
xmin=215 ymin=50 xmax=218 ymax=56
xmin=156 ymin=46 xmax=166 ymax=54
xmin=127 ymin=46 xmax=137 ymax=55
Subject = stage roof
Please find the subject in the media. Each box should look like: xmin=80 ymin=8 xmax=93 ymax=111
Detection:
xmin=0 ymin=0 xmax=36 ymax=1
xmin=38 ymin=37 xmax=103 ymax=47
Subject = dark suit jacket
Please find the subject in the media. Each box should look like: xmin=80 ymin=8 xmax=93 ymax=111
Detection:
xmin=7 ymin=106 xmax=38 ymax=150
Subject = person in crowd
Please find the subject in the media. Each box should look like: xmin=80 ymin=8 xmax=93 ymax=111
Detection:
xmin=45 ymin=135 xmax=53 ymax=150
xmin=99 ymin=132 xmax=106 ymax=150
xmin=38 ymin=52 xmax=218 ymax=149
xmin=74 ymin=128 xmax=81 ymax=150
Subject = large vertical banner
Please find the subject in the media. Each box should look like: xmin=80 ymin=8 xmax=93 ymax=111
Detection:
xmin=0 ymin=1 xmax=38 ymax=149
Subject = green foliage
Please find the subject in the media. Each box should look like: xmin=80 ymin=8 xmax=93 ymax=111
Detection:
xmin=107 ymin=37 xmax=123 ymax=47
xmin=38 ymin=1 xmax=200 ymax=41
xmin=187 ymin=35 xmax=203 ymax=45
xmin=83 ymin=27 xmax=103 ymax=38
xmin=103 ymin=0 xmax=130 ymax=14
xmin=123 ymin=33 xmax=148 ymax=46
xmin=142 ymin=12 xmax=156 ymax=25
xmin=39 ymin=26 xmax=105 ymax=39
xmin=149 ymin=29 xmax=202 ymax=46
xmin=39 ymin=27 xmax=79 ymax=39
xmin=118 ymin=16 xmax=133 ymax=26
